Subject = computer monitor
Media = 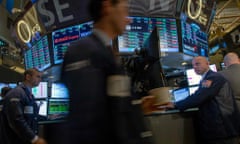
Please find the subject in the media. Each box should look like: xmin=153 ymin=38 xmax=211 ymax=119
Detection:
xmin=47 ymin=98 xmax=69 ymax=120
xmin=36 ymin=99 xmax=48 ymax=117
xmin=210 ymin=64 xmax=217 ymax=72
xmin=186 ymin=68 xmax=201 ymax=86
xmin=180 ymin=13 xmax=208 ymax=57
xmin=52 ymin=21 xmax=93 ymax=64
xmin=189 ymin=86 xmax=199 ymax=95
xmin=173 ymin=87 xmax=190 ymax=102
xmin=24 ymin=35 xmax=51 ymax=71
xmin=51 ymin=83 xmax=69 ymax=98
xmin=32 ymin=82 xmax=48 ymax=99
xmin=8 ymin=83 xmax=17 ymax=88
xmin=186 ymin=64 xmax=217 ymax=86
xmin=118 ymin=16 xmax=179 ymax=54
xmin=0 ymin=83 xmax=8 ymax=92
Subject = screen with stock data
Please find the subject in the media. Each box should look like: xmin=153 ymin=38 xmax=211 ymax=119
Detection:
xmin=24 ymin=35 xmax=51 ymax=71
xmin=51 ymin=83 xmax=69 ymax=98
xmin=180 ymin=13 xmax=208 ymax=57
xmin=118 ymin=16 xmax=179 ymax=54
xmin=32 ymin=82 xmax=48 ymax=99
xmin=52 ymin=21 xmax=93 ymax=64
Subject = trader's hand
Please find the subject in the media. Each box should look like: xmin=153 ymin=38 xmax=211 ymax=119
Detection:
xmin=141 ymin=96 xmax=155 ymax=114
xmin=33 ymin=137 xmax=47 ymax=144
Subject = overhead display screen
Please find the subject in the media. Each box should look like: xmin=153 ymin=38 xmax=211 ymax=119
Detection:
xmin=52 ymin=21 xmax=93 ymax=64
xmin=118 ymin=16 xmax=179 ymax=54
xmin=24 ymin=35 xmax=51 ymax=71
xmin=151 ymin=18 xmax=179 ymax=52
xmin=181 ymin=13 xmax=208 ymax=57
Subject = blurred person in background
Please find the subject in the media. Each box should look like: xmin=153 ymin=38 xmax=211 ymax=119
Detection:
xmin=0 ymin=68 xmax=47 ymax=144
xmin=165 ymin=56 xmax=240 ymax=144
xmin=0 ymin=86 xmax=12 ymax=106
xmin=219 ymin=52 xmax=240 ymax=110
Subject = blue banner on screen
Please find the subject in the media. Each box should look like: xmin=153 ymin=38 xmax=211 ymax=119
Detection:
xmin=6 ymin=0 xmax=14 ymax=13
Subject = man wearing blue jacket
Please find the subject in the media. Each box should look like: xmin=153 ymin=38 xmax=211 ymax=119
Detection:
xmin=0 ymin=68 xmax=47 ymax=144
xmin=166 ymin=56 xmax=240 ymax=144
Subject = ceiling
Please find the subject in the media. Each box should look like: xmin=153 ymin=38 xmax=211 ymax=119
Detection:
xmin=209 ymin=0 xmax=240 ymax=42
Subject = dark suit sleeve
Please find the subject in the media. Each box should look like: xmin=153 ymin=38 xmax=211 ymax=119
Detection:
xmin=176 ymin=72 xmax=226 ymax=111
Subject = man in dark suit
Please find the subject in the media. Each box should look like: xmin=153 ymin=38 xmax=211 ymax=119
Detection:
xmin=219 ymin=52 xmax=240 ymax=110
xmin=166 ymin=56 xmax=240 ymax=144
xmin=61 ymin=0 xmax=152 ymax=144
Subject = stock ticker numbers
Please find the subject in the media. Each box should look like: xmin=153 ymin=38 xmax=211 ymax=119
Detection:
xmin=52 ymin=21 xmax=93 ymax=64
xmin=24 ymin=35 xmax=51 ymax=71
xmin=118 ymin=16 xmax=179 ymax=54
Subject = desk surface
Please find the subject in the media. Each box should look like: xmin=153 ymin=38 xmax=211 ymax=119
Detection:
xmin=145 ymin=107 xmax=198 ymax=116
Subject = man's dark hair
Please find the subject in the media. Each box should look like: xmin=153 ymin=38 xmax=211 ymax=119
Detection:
xmin=1 ymin=87 xmax=11 ymax=98
xmin=23 ymin=68 xmax=40 ymax=80
xmin=89 ymin=0 xmax=119 ymax=22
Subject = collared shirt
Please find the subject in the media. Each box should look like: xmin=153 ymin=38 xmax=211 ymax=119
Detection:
xmin=201 ymin=69 xmax=210 ymax=80
xmin=92 ymin=29 xmax=112 ymax=47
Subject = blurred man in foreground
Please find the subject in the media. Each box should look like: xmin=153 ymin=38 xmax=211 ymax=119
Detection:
xmin=61 ymin=0 xmax=152 ymax=144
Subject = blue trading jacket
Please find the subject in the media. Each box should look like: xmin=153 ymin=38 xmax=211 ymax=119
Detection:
xmin=0 ymin=84 xmax=39 ymax=144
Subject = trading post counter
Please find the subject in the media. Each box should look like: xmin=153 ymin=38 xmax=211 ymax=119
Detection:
xmin=144 ymin=108 xmax=198 ymax=144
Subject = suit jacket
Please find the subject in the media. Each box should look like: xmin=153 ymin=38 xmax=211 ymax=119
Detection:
xmin=176 ymin=70 xmax=240 ymax=141
xmin=219 ymin=64 xmax=240 ymax=100
xmin=0 ymin=84 xmax=39 ymax=144
xmin=61 ymin=33 xmax=151 ymax=144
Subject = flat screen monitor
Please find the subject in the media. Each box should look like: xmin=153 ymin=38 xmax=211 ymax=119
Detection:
xmin=173 ymin=87 xmax=189 ymax=102
xmin=180 ymin=13 xmax=208 ymax=57
xmin=186 ymin=68 xmax=201 ymax=86
xmin=24 ymin=35 xmax=51 ymax=71
xmin=186 ymin=65 xmax=217 ymax=86
xmin=32 ymin=82 xmax=48 ymax=99
xmin=0 ymin=83 xmax=8 ymax=94
xmin=52 ymin=21 xmax=93 ymax=64
xmin=51 ymin=83 xmax=69 ymax=98
xmin=149 ymin=17 xmax=179 ymax=53
xmin=47 ymin=98 xmax=69 ymax=120
xmin=36 ymin=100 xmax=48 ymax=117
xmin=210 ymin=64 xmax=217 ymax=72
xmin=8 ymin=83 xmax=17 ymax=88
xmin=118 ymin=16 xmax=179 ymax=54
xmin=189 ymin=86 xmax=199 ymax=95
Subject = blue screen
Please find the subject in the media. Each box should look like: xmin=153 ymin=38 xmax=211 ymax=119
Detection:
xmin=52 ymin=21 xmax=93 ymax=64
xmin=51 ymin=83 xmax=69 ymax=98
xmin=180 ymin=13 xmax=208 ymax=57
xmin=8 ymin=83 xmax=17 ymax=88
